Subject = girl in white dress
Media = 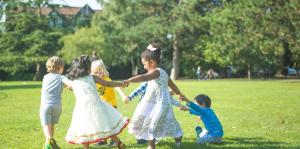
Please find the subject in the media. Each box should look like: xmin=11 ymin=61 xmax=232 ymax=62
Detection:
xmin=65 ymin=55 xmax=128 ymax=149
xmin=125 ymin=44 xmax=185 ymax=149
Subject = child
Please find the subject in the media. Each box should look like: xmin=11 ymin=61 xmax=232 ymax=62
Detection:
xmin=90 ymin=59 xmax=128 ymax=146
xmin=40 ymin=56 xmax=71 ymax=149
xmin=179 ymin=94 xmax=223 ymax=144
xmin=125 ymin=82 xmax=185 ymax=145
xmin=65 ymin=55 xmax=129 ymax=149
xmin=124 ymin=44 xmax=184 ymax=149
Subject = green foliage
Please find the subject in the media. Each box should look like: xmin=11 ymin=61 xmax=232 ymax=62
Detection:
xmin=0 ymin=1 xmax=63 ymax=76
xmin=2 ymin=0 xmax=300 ymax=79
xmin=59 ymin=27 xmax=103 ymax=63
xmin=200 ymin=0 xmax=300 ymax=77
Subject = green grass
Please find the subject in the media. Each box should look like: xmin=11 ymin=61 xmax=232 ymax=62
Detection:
xmin=0 ymin=79 xmax=300 ymax=149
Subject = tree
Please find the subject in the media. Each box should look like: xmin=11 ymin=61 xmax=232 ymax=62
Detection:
xmin=198 ymin=0 xmax=300 ymax=79
xmin=0 ymin=1 xmax=63 ymax=80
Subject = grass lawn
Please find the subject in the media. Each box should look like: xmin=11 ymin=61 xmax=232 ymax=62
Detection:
xmin=0 ymin=79 xmax=300 ymax=149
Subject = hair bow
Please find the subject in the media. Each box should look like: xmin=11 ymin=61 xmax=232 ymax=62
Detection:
xmin=147 ymin=44 xmax=157 ymax=51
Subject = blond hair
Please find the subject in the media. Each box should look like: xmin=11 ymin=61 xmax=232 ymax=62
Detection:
xmin=91 ymin=59 xmax=109 ymax=77
xmin=46 ymin=56 xmax=64 ymax=73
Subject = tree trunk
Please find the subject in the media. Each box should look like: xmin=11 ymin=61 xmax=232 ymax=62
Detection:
xmin=33 ymin=63 xmax=42 ymax=81
xmin=170 ymin=35 xmax=180 ymax=80
xmin=280 ymin=40 xmax=292 ymax=75
xmin=131 ymin=56 xmax=136 ymax=76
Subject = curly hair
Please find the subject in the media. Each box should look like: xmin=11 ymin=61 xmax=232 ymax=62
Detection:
xmin=67 ymin=55 xmax=91 ymax=80
xmin=46 ymin=56 xmax=64 ymax=73
xmin=141 ymin=43 xmax=161 ymax=64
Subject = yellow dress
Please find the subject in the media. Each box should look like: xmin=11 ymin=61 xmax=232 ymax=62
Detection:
xmin=95 ymin=76 xmax=117 ymax=107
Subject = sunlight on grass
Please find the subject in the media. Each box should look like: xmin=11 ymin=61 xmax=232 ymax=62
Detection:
xmin=0 ymin=80 xmax=300 ymax=148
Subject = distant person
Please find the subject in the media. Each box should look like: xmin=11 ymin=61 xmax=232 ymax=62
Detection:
xmin=179 ymin=94 xmax=223 ymax=144
xmin=40 ymin=56 xmax=71 ymax=149
xmin=207 ymin=69 xmax=217 ymax=80
xmin=196 ymin=66 xmax=202 ymax=80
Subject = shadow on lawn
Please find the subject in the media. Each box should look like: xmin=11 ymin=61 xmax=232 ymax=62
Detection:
xmin=72 ymin=137 xmax=293 ymax=149
xmin=0 ymin=84 xmax=41 ymax=90
xmin=155 ymin=137 xmax=292 ymax=149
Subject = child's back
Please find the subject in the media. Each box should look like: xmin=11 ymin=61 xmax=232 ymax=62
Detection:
xmin=40 ymin=56 xmax=66 ymax=149
xmin=41 ymin=73 xmax=64 ymax=105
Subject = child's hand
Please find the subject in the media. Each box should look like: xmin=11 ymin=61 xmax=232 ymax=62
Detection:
xmin=169 ymin=89 xmax=175 ymax=96
xmin=178 ymin=94 xmax=189 ymax=102
xmin=122 ymin=96 xmax=130 ymax=104
xmin=179 ymin=106 xmax=189 ymax=111
xmin=121 ymin=80 xmax=130 ymax=88
xmin=64 ymin=84 xmax=73 ymax=91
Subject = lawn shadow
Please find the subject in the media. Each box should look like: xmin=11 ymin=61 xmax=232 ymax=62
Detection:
xmin=0 ymin=84 xmax=41 ymax=90
xmin=156 ymin=137 xmax=292 ymax=149
xmin=0 ymin=92 xmax=8 ymax=100
xmin=73 ymin=143 xmax=146 ymax=149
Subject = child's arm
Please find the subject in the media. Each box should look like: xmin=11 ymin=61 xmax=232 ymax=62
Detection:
xmin=92 ymin=75 xmax=127 ymax=87
xmin=189 ymin=108 xmax=202 ymax=116
xmin=171 ymin=97 xmax=182 ymax=107
xmin=126 ymin=69 xmax=160 ymax=83
xmin=168 ymin=79 xmax=183 ymax=96
xmin=114 ymin=87 xmax=129 ymax=103
xmin=61 ymin=75 xmax=73 ymax=90
xmin=128 ymin=82 xmax=147 ymax=101
xmin=179 ymin=95 xmax=205 ymax=115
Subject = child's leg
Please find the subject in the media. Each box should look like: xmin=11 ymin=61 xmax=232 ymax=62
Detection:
xmin=83 ymin=143 xmax=89 ymax=149
xmin=147 ymin=140 xmax=155 ymax=149
xmin=195 ymin=126 xmax=202 ymax=137
xmin=174 ymin=136 xmax=182 ymax=143
xmin=110 ymin=136 xmax=125 ymax=149
xmin=42 ymin=124 xmax=53 ymax=140
xmin=174 ymin=136 xmax=182 ymax=148
xmin=197 ymin=134 xmax=222 ymax=144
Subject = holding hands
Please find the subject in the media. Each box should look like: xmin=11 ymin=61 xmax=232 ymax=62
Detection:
xmin=178 ymin=94 xmax=190 ymax=102
xmin=121 ymin=96 xmax=130 ymax=104
xmin=179 ymin=105 xmax=189 ymax=111
xmin=121 ymin=80 xmax=130 ymax=88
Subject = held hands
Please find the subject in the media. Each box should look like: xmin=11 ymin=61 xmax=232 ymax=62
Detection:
xmin=179 ymin=105 xmax=189 ymax=111
xmin=178 ymin=94 xmax=189 ymax=102
xmin=121 ymin=80 xmax=130 ymax=88
xmin=122 ymin=96 xmax=130 ymax=104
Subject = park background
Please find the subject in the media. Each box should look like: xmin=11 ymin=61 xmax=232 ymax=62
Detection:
xmin=0 ymin=0 xmax=300 ymax=149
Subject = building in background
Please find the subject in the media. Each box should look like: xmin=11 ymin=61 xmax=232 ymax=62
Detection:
xmin=1 ymin=0 xmax=103 ymax=30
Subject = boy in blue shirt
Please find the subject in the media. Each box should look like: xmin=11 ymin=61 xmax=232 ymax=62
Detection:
xmin=40 ymin=56 xmax=72 ymax=149
xmin=179 ymin=94 xmax=223 ymax=144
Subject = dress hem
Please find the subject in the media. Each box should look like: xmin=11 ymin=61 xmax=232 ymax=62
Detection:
xmin=67 ymin=119 xmax=130 ymax=144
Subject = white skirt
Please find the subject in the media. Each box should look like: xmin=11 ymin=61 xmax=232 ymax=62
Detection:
xmin=128 ymin=99 xmax=182 ymax=140
xmin=65 ymin=94 xmax=129 ymax=144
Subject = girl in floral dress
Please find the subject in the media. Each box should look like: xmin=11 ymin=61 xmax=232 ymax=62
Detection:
xmin=125 ymin=44 xmax=185 ymax=149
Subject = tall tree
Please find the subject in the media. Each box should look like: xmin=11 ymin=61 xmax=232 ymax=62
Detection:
xmin=0 ymin=1 xmax=63 ymax=80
